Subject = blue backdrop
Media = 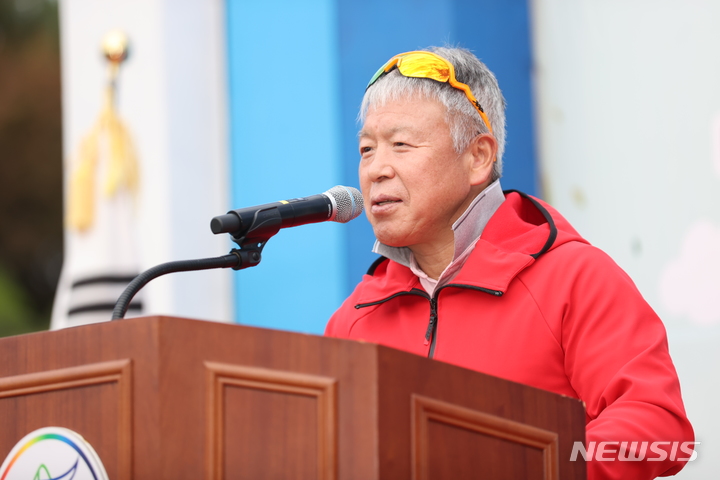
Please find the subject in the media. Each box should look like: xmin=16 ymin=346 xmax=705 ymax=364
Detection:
xmin=226 ymin=0 xmax=536 ymax=333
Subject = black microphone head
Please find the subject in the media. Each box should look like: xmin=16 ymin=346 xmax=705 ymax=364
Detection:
xmin=324 ymin=186 xmax=364 ymax=223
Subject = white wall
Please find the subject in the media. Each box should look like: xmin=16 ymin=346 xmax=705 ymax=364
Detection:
xmin=59 ymin=0 xmax=232 ymax=322
xmin=532 ymin=0 xmax=720 ymax=477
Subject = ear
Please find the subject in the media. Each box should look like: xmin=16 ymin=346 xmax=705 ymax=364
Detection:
xmin=466 ymin=133 xmax=498 ymax=187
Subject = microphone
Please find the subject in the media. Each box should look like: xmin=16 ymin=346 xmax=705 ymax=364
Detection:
xmin=210 ymin=185 xmax=364 ymax=237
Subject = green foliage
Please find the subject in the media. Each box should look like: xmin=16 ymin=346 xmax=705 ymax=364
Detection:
xmin=0 ymin=264 xmax=43 ymax=337
xmin=0 ymin=0 xmax=61 ymax=337
xmin=0 ymin=0 xmax=59 ymax=46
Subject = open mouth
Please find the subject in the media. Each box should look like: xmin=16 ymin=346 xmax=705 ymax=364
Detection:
xmin=372 ymin=194 xmax=402 ymax=207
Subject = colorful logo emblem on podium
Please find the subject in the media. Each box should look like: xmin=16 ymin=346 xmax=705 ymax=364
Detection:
xmin=0 ymin=427 xmax=109 ymax=480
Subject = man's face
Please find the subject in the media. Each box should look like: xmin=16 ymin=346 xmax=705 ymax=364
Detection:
xmin=358 ymin=96 xmax=478 ymax=254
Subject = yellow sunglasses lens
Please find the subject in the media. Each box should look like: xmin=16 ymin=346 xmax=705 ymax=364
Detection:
xmin=395 ymin=54 xmax=451 ymax=82
xmin=367 ymin=52 xmax=449 ymax=88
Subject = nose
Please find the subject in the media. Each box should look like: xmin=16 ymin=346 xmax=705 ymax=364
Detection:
xmin=361 ymin=146 xmax=395 ymax=183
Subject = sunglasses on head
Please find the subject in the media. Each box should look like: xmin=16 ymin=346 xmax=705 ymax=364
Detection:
xmin=367 ymin=50 xmax=493 ymax=134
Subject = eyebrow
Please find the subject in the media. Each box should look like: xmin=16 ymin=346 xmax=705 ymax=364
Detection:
xmin=358 ymin=125 xmax=419 ymax=139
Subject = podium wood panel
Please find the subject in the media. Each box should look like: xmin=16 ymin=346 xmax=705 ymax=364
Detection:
xmin=205 ymin=362 xmax=338 ymax=480
xmin=412 ymin=395 xmax=557 ymax=480
xmin=0 ymin=316 xmax=586 ymax=479
xmin=0 ymin=360 xmax=132 ymax=479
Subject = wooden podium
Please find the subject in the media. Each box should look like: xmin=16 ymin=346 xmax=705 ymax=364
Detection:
xmin=0 ymin=316 xmax=586 ymax=479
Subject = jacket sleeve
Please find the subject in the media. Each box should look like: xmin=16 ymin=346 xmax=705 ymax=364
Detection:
xmin=324 ymin=278 xmax=366 ymax=338
xmin=556 ymin=245 xmax=694 ymax=480
xmin=324 ymin=298 xmax=351 ymax=337
xmin=325 ymin=257 xmax=389 ymax=338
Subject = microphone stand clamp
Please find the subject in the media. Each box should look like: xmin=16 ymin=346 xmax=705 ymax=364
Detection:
xmin=226 ymin=205 xmax=284 ymax=270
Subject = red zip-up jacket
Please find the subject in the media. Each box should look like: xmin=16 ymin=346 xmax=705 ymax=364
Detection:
xmin=325 ymin=191 xmax=693 ymax=479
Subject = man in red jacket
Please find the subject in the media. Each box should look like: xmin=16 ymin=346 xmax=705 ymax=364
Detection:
xmin=324 ymin=47 xmax=694 ymax=479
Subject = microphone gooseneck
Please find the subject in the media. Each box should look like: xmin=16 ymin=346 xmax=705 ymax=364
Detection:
xmin=111 ymin=253 xmax=242 ymax=320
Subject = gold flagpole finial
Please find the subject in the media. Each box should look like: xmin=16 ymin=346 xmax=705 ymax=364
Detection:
xmin=102 ymin=30 xmax=129 ymax=85
xmin=102 ymin=29 xmax=129 ymax=64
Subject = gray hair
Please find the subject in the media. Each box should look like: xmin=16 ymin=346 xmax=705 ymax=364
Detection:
xmin=359 ymin=46 xmax=506 ymax=181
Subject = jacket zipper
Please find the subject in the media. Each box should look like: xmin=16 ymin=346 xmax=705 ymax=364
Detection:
xmin=355 ymin=284 xmax=503 ymax=359
xmin=425 ymin=297 xmax=438 ymax=357
xmin=354 ymin=288 xmax=428 ymax=309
